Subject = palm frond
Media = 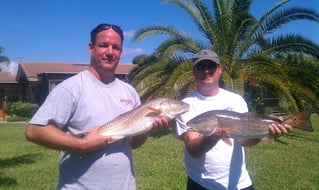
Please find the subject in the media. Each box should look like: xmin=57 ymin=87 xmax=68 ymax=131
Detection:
xmin=261 ymin=7 xmax=319 ymax=34
xmin=260 ymin=34 xmax=319 ymax=59
xmin=131 ymin=0 xmax=319 ymax=112
xmin=157 ymin=59 xmax=194 ymax=98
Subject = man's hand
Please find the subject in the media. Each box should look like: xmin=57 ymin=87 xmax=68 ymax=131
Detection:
xmin=151 ymin=116 xmax=172 ymax=134
xmin=268 ymin=117 xmax=292 ymax=138
xmin=79 ymin=126 xmax=114 ymax=152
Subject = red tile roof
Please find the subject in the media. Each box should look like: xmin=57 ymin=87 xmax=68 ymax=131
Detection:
xmin=0 ymin=72 xmax=17 ymax=83
xmin=15 ymin=62 xmax=137 ymax=82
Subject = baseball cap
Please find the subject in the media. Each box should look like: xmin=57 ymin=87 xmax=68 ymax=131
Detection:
xmin=193 ymin=50 xmax=220 ymax=66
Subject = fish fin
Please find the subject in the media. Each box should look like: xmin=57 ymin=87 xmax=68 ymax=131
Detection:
xmin=162 ymin=110 xmax=174 ymax=120
xmin=112 ymin=135 xmax=125 ymax=139
xmin=188 ymin=128 xmax=212 ymax=136
xmin=101 ymin=135 xmax=125 ymax=144
xmin=212 ymin=127 xmax=222 ymax=135
xmin=211 ymin=127 xmax=233 ymax=137
xmin=261 ymin=135 xmax=275 ymax=144
xmin=100 ymin=132 xmax=124 ymax=139
xmin=220 ymin=128 xmax=235 ymax=136
xmin=243 ymin=112 xmax=258 ymax=116
xmin=145 ymin=107 xmax=162 ymax=117
xmin=221 ymin=138 xmax=232 ymax=146
xmin=243 ymin=112 xmax=265 ymax=118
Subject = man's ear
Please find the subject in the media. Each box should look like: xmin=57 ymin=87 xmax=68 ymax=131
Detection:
xmin=88 ymin=42 xmax=93 ymax=54
xmin=217 ymin=66 xmax=222 ymax=74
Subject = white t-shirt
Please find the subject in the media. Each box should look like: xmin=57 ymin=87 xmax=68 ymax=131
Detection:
xmin=29 ymin=70 xmax=141 ymax=190
xmin=176 ymin=88 xmax=252 ymax=190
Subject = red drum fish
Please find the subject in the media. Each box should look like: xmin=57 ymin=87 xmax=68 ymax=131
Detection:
xmin=99 ymin=98 xmax=190 ymax=141
xmin=186 ymin=110 xmax=313 ymax=143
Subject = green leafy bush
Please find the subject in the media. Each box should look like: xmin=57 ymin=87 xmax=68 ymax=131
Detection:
xmin=4 ymin=102 xmax=38 ymax=118
xmin=6 ymin=114 xmax=30 ymax=122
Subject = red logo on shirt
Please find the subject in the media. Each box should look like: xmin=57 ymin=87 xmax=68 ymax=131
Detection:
xmin=120 ymin=99 xmax=133 ymax=105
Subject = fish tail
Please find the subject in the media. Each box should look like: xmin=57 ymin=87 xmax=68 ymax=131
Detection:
xmin=285 ymin=110 xmax=314 ymax=132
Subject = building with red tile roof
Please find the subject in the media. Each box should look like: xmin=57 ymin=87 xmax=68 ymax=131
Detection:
xmin=0 ymin=62 xmax=137 ymax=120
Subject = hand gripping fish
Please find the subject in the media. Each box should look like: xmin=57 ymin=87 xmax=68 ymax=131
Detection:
xmin=98 ymin=98 xmax=190 ymax=140
xmin=186 ymin=110 xmax=314 ymax=144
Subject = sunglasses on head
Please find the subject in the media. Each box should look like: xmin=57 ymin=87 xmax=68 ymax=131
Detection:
xmin=96 ymin=23 xmax=123 ymax=34
xmin=195 ymin=61 xmax=218 ymax=71
xmin=91 ymin=23 xmax=124 ymax=44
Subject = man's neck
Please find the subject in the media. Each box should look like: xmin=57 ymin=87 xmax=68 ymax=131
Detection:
xmin=198 ymin=85 xmax=220 ymax=97
xmin=88 ymin=66 xmax=115 ymax=84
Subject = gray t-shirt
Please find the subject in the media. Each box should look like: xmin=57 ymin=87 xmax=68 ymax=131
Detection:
xmin=29 ymin=70 xmax=141 ymax=190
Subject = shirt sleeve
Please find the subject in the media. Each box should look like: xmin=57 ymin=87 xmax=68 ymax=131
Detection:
xmin=232 ymin=94 xmax=249 ymax=113
xmin=29 ymin=83 xmax=77 ymax=129
xmin=175 ymin=101 xmax=195 ymax=137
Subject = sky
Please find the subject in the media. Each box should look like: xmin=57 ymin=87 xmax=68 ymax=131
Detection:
xmin=0 ymin=0 xmax=318 ymax=74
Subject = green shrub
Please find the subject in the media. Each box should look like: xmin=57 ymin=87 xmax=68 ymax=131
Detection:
xmin=4 ymin=102 xmax=17 ymax=115
xmin=6 ymin=114 xmax=29 ymax=122
xmin=4 ymin=102 xmax=38 ymax=118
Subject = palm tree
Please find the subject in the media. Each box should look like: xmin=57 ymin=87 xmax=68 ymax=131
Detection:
xmin=0 ymin=47 xmax=10 ymax=71
xmin=130 ymin=0 xmax=319 ymax=113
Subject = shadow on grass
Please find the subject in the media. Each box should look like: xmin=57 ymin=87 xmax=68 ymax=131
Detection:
xmin=0 ymin=153 xmax=41 ymax=188
xmin=150 ymin=128 xmax=173 ymax=138
xmin=275 ymin=130 xmax=319 ymax=144
xmin=0 ymin=176 xmax=17 ymax=187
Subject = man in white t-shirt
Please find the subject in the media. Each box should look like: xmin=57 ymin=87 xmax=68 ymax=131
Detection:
xmin=176 ymin=49 xmax=292 ymax=190
xmin=25 ymin=23 xmax=170 ymax=190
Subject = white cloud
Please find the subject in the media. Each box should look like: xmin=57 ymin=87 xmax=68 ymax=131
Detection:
xmin=124 ymin=30 xmax=135 ymax=38
xmin=123 ymin=48 xmax=145 ymax=55
xmin=0 ymin=61 xmax=18 ymax=75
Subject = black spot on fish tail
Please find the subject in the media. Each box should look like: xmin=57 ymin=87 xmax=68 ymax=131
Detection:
xmin=284 ymin=110 xmax=314 ymax=132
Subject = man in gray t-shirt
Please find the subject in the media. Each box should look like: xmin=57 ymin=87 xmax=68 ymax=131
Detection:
xmin=25 ymin=23 xmax=170 ymax=190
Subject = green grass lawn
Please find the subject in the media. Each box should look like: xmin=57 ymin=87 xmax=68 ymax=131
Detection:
xmin=0 ymin=114 xmax=318 ymax=189
xmin=245 ymin=113 xmax=319 ymax=189
xmin=0 ymin=122 xmax=58 ymax=189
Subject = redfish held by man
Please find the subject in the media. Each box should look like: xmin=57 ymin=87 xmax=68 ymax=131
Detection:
xmin=98 ymin=98 xmax=190 ymax=141
xmin=186 ymin=110 xmax=313 ymax=144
